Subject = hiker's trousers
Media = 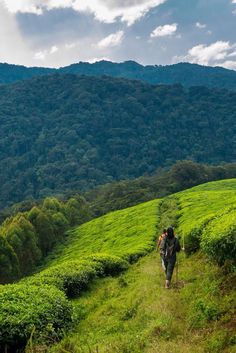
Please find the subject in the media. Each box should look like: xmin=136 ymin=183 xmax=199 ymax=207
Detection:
xmin=163 ymin=256 xmax=176 ymax=281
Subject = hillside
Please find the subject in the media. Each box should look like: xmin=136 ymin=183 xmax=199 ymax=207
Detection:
xmin=0 ymin=63 xmax=53 ymax=84
xmin=0 ymin=179 xmax=235 ymax=352
xmin=0 ymin=74 xmax=236 ymax=208
xmin=1 ymin=61 xmax=236 ymax=91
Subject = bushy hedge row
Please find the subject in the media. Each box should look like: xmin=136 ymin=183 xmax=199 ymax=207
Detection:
xmin=176 ymin=182 xmax=236 ymax=265
xmin=0 ymin=284 xmax=72 ymax=351
xmin=0 ymin=254 xmax=129 ymax=350
xmin=87 ymin=253 xmax=129 ymax=276
xmin=201 ymin=208 xmax=236 ymax=266
xmin=0 ymin=199 xmax=157 ymax=350
xmin=24 ymin=255 xmax=129 ymax=297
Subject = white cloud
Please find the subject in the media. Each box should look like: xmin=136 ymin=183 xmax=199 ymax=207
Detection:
xmin=196 ymin=22 xmax=206 ymax=29
xmin=34 ymin=51 xmax=46 ymax=60
xmin=50 ymin=45 xmax=58 ymax=54
xmin=176 ymin=41 xmax=231 ymax=66
xmin=88 ymin=57 xmax=111 ymax=63
xmin=188 ymin=41 xmax=230 ymax=65
xmin=228 ymin=50 xmax=236 ymax=57
xmin=97 ymin=30 xmax=124 ymax=48
xmin=232 ymin=0 xmax=236 ymax=3
xmin=2 ymin=0 xmax=166 ymax=25
xmin=34 ymin=45 xmax=59 ymax=61
xmin=150 ymin=23 xmax=177 ymax=38
xmin=220 ymin=60 xmax=236 ymax=70
xmin=173 ymin=41 xmax=236 ymax=70
xmin=0 ymin=3 xmax=33 ymax=65
xmin=3 ymin=0 xmax=43 ymax=15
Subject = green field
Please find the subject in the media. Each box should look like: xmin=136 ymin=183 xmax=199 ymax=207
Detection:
xmin=176 ymin=179 xmax=236 ymax=264
xmin=45 ymin=199 xmax=159 ymax=266
xmin=0 ymin=180 xmax=235 ymax=352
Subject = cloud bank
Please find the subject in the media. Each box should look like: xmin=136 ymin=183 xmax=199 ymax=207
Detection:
xmin=2 ymin=0 xmax=166 ymax=25
xmin=174 ymin=41 xmax=236 ymax=70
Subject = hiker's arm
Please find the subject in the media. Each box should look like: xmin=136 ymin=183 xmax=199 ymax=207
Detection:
xmin=176 ymin=238 xmax=181 ymax=252
xmin=159 ymin=238 xmax=165 ymax=257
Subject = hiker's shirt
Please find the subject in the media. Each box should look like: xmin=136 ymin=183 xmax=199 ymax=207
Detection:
xmin=160 ymin=237 xmax=180 ymax=262
xmin=157 ymin=233 xmax=166 ymax=248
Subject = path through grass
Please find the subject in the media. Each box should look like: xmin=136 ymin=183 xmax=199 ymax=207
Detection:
xmin=50 ymin=250 xmax=235 ymax=353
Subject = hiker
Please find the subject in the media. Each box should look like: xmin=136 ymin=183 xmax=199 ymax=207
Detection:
xmin=160 ymin=226 xmax=181 ymax=288
xmin=157 ymin=229 xmax=167 ymax=249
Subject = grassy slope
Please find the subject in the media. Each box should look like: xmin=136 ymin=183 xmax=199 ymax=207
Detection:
xmin=46 ymin=180 xmax=236 ymax=353
xmin=50 ymin=252 xmax=235 ymax=353
xmin=45 ymin=199 xmax=159 ymax=266
xmin=176 ymin=179 xmax=236 ymax=239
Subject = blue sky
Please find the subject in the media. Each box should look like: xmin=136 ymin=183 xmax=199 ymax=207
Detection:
xmin=1 ymin=0 xmax=236 ymax=69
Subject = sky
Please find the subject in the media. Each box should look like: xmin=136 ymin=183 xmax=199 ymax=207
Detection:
xmin=1 ymin=0 xmax=236 ymax=69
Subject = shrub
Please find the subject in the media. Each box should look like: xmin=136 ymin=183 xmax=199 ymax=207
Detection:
xmin=201 ymin=208 xmax=236 ymax=266
xmin=0 ymin=284 xmax=72 ymax=351
xmin=87 ymin=253 xmax=129 ymax=275
xmin=24 ymin=260 xmax=99 ymax=297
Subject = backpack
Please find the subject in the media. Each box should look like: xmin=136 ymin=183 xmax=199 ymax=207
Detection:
xmin=164 ymin=237 xmax=176 ymax=259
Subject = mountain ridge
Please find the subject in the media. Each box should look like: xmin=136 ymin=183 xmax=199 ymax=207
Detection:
xmin=1 ymin=60 xmax=236 ymax=90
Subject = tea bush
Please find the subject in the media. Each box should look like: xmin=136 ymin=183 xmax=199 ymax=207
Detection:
xmin=0 ymin=284 xmax=71 ymax=351
xmin=176 ymin=180 xmax=236 ymax=257
xmin=23 ymin=260 xmax=98 ymax=297
xmin=201 ymin=207 xmax=236 ymax=266
xmin=87 ymin=253 xmax=129 ymax=275
xmin=24 ymin=255 xmax=129 ymax=297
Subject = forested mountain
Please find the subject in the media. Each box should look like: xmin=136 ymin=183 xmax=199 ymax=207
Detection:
xmin=0 ymin=74 xmax=235 ymax=208
xmin=1 ymin=61 xmax=236 ymax=91
xmin=61 ymin=61 xmax=236 ymax=91
xmin=0 ymin=63 xmax=53 ymax=84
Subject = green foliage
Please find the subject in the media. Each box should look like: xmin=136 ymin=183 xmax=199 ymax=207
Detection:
xmin=2 ymin=214 xmax=41 ymax=275
xmin=0 ymin=73 xmax=236 ymax=209
xmin=0 ymin=283 xmax=72 ymax=351
xmin=0 ymin=234 xmax=19 ymax=283
xmin=201 ymin=207 xmax=236 ymax=266
xmin=86 ymin=254 xmax=129 ymax=276
xmin=0 ymin=195 xmax=92 ymax=283
xmin=24 ymin=260 xmax=99 ymax=297
xmin=46 ymin=199 xmax=159 ymax=267
xmin=50 ymin=251 xmax=235 ymax=353
xmin=25 ymin=255 xmax=128 ymax=298
xmin=2 ymin=61 xmax=236 ymax=90
xmin=176 ymin=179 xmax=236 ymax=261
xmin=0 ymin=179 xmax=235 ymax=352
xmin=85 ymin=161 xmax=236 ymax=218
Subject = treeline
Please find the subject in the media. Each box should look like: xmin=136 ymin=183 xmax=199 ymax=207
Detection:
xmin=0 ymin=74 xmax=236 ymax=209
xmin=1 ymin=61 xmax=236 ymax=91
xmin=86 ymin=160 xmax=236 ymax=216
xmin=0 ymin=195 xmax=91 ymax=283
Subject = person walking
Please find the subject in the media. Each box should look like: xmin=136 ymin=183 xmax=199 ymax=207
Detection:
xmin=156 ymin=228 xmax=167 ymax=249
xmin=160 ymin=226 xmax=181 ymax=288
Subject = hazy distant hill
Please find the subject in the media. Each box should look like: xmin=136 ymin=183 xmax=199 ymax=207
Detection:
xmin=0 ymin=74 xmax=235 ymax=208
xmin=1 ymin=61 xmax=236 ymax=90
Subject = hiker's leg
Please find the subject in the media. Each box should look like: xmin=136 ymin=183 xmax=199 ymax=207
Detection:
xmin=163 ymin=258 xmax=168 ymax=274
xmin=166 ymin=258 xmax=176 ymax=281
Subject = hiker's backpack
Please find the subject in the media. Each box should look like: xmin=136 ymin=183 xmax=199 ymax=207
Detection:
xmin=164 ymin=237 xmax=176 ymax=259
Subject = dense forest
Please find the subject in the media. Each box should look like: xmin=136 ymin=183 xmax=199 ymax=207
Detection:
xmin=0 ymin=74 xmax=235 ymax=208
xmin=1 ymin=61 xmax=236 ymax=91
